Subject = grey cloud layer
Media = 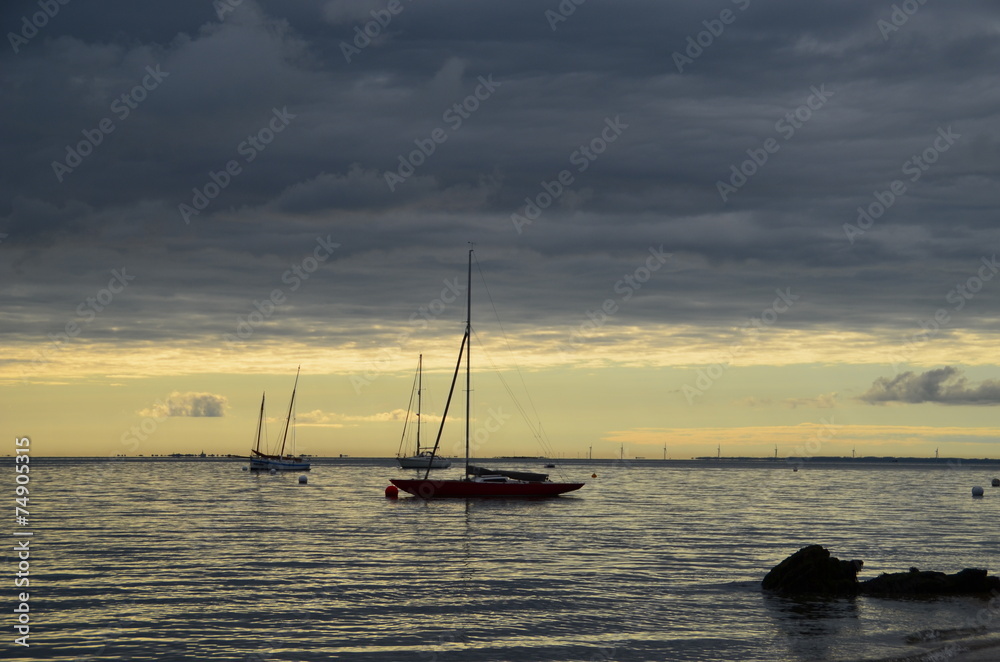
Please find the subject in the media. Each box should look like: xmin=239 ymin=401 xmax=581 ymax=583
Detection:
xmin=861 ymin=367 xmax=1000 ymax=405
xmin=2 ymin=0 xmax=1000 ymax=356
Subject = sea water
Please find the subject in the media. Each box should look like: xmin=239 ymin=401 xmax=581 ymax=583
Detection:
xmin=7 ymin=457 xmax=1000 ymax=661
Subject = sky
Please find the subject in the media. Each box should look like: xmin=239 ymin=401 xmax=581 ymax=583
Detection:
xmin=3 ymin=0 xmax=1000 ymax=459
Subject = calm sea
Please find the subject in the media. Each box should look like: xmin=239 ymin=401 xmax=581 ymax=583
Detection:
xmin=6 ymin=457 xmax=1000 ymax=661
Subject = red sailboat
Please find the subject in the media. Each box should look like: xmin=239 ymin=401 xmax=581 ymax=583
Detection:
xmin=390 ymin=247 xmax=584 ymax=499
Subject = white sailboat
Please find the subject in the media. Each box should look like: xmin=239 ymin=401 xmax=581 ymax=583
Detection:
xmin=397 ymin=355 xmax=451 ymax=469
xmin=249 ymin=367 xmax=310 ymax=471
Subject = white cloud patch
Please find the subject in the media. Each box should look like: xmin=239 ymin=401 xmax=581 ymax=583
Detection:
xmin=138 ymin=392 xmax=229 ymax=417
xmin=739 ymin=392 xmax=838 ymax=408
xmin=296 ymin=408 xmax=446 ymax=427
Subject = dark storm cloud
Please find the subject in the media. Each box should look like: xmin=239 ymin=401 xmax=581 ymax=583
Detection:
xmin=2 ymin=0 xmax=1000 ymax=357
xmin=860 ymin=367 xmax=1000 ymax=405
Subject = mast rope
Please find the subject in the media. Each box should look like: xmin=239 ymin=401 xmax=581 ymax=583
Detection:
xmin=473 ymin=258 xmax=557 ymax=459
xmin=396 ymin=361 xmax=419 ymax=458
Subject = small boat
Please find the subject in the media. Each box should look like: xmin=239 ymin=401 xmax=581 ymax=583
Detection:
xmin=390 ymin=248 xmax=584 ymax=499
xmin=396 ymin=355 xmax=451 ymax=470
xmin=249 ymin=367 xmax=310 ymax=472
xmin=398 ymin=451 xmax=451 ymax=469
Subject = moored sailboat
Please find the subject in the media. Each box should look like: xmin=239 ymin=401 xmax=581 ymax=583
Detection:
xmin=397 ymin=355 xmax=451 ymax=469
xmin=249 ymin=367 xmax=310 ymax=471
xmin=390 ymin=248 xmax=584 ymax=498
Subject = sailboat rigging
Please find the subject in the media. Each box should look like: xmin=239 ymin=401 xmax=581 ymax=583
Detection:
xmin=249 ymin=366 xmax=310 ymax=471
xmin=390 ymin=248 xmax=584 ymax=498
xmin=397 ymin=354 xmax=451 ymax=469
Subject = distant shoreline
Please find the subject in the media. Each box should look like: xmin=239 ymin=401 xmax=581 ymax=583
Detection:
xmin=7 ymin=455 xmax=1000 ymax=466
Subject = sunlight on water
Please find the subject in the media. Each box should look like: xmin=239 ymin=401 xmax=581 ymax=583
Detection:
xmin=7 ymin=457 xmax=1000 ymax=661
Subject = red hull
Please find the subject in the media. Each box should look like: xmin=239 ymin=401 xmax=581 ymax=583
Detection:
xmin=390 ymin=478 xmax=584 ymax=498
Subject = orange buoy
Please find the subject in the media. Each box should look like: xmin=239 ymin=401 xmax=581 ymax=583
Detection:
xmin=384 ymin=485 xmax=399 ymax=498
xmin=591 ymin=473 xmax=597 ymax=478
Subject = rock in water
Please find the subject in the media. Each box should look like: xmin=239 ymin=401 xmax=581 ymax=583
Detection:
xmin=762 ymin=544 xmax=863 ymax=595
xmin=763 ymin=546 xmax=1000 ymax=597
xmin=861 ymin=567 xmax=1000 ymax=596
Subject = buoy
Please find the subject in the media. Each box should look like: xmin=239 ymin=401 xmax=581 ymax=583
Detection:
xmin=298 ymin=475 xmax=308 ymax=484
xmin=385 ymin=485 xmax=399 ymax=499
xmin=269 ymin=468 xmax=277 ymax=475
xmin=972 ymin=486 xmax=985 ymax=497
xmin=242 ymin=466 xmax=248 ymax=471
xmin=992 ymin=478 xmax=1000 ymax=487
xmin=591 ymin=473 xmax=597 ymax=478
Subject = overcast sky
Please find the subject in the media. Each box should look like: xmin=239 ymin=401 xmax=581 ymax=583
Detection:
xmin=4 ymin=0 xmax=1000 ymax=458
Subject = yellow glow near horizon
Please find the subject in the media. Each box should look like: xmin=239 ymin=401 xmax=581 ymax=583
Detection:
xmin=7 ymin=322 xmax=1000 ymax=458
xmin=6 ymin=325 xmax=1000 ymax=384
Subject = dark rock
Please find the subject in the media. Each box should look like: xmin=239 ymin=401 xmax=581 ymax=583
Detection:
xmin=762 ymin=544 xmax=863 ymax=595
xmin=763 ymin=545 xmax=1000 ymax=598
xmin=861 ymin=567 xmax=1000 ymax=596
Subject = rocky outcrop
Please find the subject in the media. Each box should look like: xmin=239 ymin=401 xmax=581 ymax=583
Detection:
xmin=761 ymin=544 xmax=863 ymax=595
xmin=763 ymin=545 xmax=1000 ymax=597
xmin=862 ymin=567 xmax=1000 ymax=596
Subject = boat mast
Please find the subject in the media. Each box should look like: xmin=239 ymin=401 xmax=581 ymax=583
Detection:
xmin=416 ymin=354 xmax=422 ymax=455
xmin=421 ymin=246 xmax=473 ymax=481
xmin=423 ymin=329 xmax=467 ymax=478
xmin=465 ymin=246 xmax=473 ymax=480
xmin=254 ymin=392 xmax=265 ymax=455
xmin=279 ymin=365 xmax=301 ymax=457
